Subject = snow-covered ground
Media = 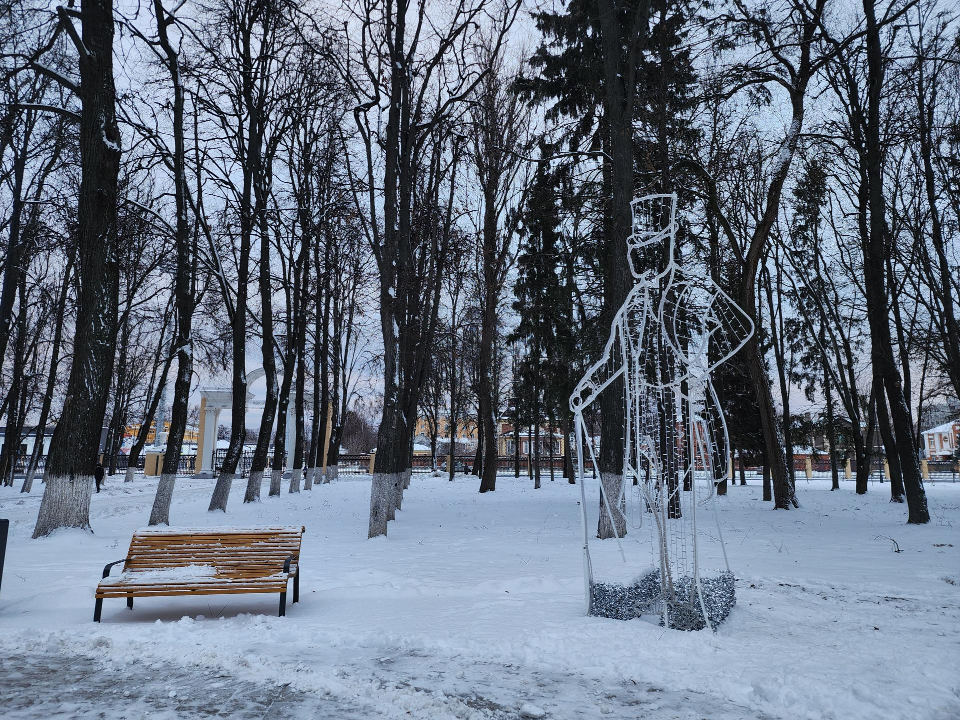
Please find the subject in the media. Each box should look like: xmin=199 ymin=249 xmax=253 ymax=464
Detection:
xmin=0 ymin=472 xmax=958 ymax=719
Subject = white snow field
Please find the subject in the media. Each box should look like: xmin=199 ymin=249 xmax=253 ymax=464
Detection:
xmin=0 ymin=472 xmax=958 ymax=720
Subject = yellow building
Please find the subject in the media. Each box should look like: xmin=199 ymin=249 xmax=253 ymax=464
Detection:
xmin=414 ymin=415 xmax=565 ymax=456
xmin=414 ymin=415 xmax=479 ymax=442
xmin=124 ymin=421 xmax=199 ymax=446
xmin=496 ymin=422 xmax=565 ymax=457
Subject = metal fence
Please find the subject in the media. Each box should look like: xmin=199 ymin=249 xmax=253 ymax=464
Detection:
xmin=11 ymin=454 xmax=45 ymax=475
xmin=737 ymin=457 xmax=959 ymax=483
xmin=213 ymin=449 xmax=256 ymax=478
xmin=343 ymin=453 xmax=591 ymax=477
xmin=178 ymin=454 xmax=197 ymax=474
xmin=927 ymin=460 xmax=960 ymax=482
xmin=8 ymin=448 xmax=955 ymax=483
xmin=106 ymin=454 xmax=130 ymax=472
xmin=336 ymin=454 xmax=373 ymax=475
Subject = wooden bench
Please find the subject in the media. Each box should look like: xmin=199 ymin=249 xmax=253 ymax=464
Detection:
xmin=94 ymin=526 xmax=304 ymax=622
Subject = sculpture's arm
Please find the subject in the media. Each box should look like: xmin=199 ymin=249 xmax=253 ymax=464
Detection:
xmin=569 ymin=309 xmax=627 ymax=414
xmin=660 ymin=278 xmax=755 ymax=384
xmin=702 ymin=286 xmax=755 ymax=374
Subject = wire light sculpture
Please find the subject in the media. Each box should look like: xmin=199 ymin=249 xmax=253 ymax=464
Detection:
xmin=570 ymin=193 xmax=754 ymax=631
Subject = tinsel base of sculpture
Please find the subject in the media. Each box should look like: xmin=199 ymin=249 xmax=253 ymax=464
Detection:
xmin=590 ymin=570 xmax=736 ymax=630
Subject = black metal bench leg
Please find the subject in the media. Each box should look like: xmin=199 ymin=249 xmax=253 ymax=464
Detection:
xmin=279 ymin=591 xmax=287 ymax=617
xmin=293 ymin=569 xmax=299 ymax=604
xmin=94 ymin=598 xmax=103 ymax=622
xmin=127 ymin=596 xmax=133 ymax=609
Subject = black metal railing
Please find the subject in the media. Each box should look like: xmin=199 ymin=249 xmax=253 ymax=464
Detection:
xmin=10 ymin=454 xmax=45 ymax=475
xmin=335 ymin=454 xmax=372 ymax=475
xmin=355 ymin=453 xmax=591 ymax=476
xmin=213 ymin=449 xmax=256 ymax=478
xmin=927 ymin=460 xmax=959 ymax=482
xmin=178 ymin=454 xmax=197 ymax=474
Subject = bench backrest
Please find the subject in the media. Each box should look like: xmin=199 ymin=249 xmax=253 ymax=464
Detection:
xmin=124 ymin=526 xmax=304 ymax=579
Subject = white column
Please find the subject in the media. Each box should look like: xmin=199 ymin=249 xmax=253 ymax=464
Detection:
xmin=199 ymin=407 xmax=219 ymax=475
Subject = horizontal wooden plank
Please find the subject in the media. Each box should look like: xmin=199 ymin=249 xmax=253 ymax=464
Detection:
xmin=115 ymin=562 xmax=298 ymax=572
xmin=130 ymin=543 xmax=300 ymax=555
xmin=132 ymin=535 xmax=302 ymax=540
xmin=129 ymin=544 xmax=301 ymax=552
xmin=130 ymin=544 xmax=300 ymax=549
xmin=98 ymin=574 xmax=293 ymax=590
xmin=98 ymin=585 xmax=289 ymax=595
xmin=97 ymin=585 xmax=290 ymax=599
xmin=124 ymin=562 xmax=296 ymax=569
xmin=99 ymin=578 xmax=290 ymax=589
xmin=127 ymin=550 xmax=299 ymax=562
xmin=131 ymin=536 xmax=302 ymax=542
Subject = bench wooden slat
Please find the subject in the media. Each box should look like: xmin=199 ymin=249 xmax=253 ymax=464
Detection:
xmin=97 ymin=587 xmax=290 ymax=598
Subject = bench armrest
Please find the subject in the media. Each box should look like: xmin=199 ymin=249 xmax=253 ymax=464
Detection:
xmin=283 ymin=554 xmax=299 ymax=574
xmin=102 ymin=559 xmax=128 ymax=579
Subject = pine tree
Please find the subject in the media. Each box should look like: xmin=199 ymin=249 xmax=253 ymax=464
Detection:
xmin=511 ymin=145 xmax=578 ymax=485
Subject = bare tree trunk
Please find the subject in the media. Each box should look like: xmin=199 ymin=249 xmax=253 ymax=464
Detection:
xmin=0 ymin=102 xmax=33 ymax=367
xmin=915 ymin=38 xmax=960 ymax=401
xmin=733 ymin=0 xmax=829 ymax=513
xmin=765 ymin=265 xmax=795 ymax=494
xmin=22 ymin=255 xmax=74 ymax=493
xmin=762 ymin=452 xmax=772 ymax=502
xmin=473 ymin=419 xmax=483 ymax=478
xmin=533 ymin=410 xmax=541 ymax=490
xmin=562 ymin=417 xmax=575 ymax=484
xmin=318 ymin=233 xmax=332 ymax=486
xmin=294 ymin=290 xmax=307 ymax=490
xmin=150 ymin=0 xmax=196 ymax=526
xmin=514 ymin=415 xmax=521 ymax=478
xmin=861 ymin=0 xmax=927 ymax=522
xmin=34 ymin=0 xmax=122 ymax=538
xmin=104 ymin=311 xmax=131 ymax=477
xmin=306 ymin=299 xmax=322 ymax=487
xmin=738 ymin=442 xmax=747 ymax=486
xmin=1 ymin=274 xmax=32 ymax=487
xmin=825 ymin=357 xmax=840 ymax=491
xmin=208 ymin=2 xmax=265 ymax=513
xmin=250 ymin=208 xmax=280 ymax=495
xmin=265 ymin=319 xmax=295 ymax=501
xmin=548 ymin=413 xmax=555 ymax=482
xmin=359 ymin=0 xmax=491 ymax=537
xmin=594 ymin=0 xmax=639 ymax=537
xmin=874 ymin=377 xmax=905 ymax=502
xmin=126 ymin=329 xmax=173 ymax=483
xmin=448 ymin=315 xmax=457 ymax=482
xmin=857 ymin=388 xmax=877 ymax=494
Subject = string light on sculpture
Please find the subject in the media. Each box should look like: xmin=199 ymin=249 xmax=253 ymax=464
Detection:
xmin=570 ymin=193 xmax=753 ymax=630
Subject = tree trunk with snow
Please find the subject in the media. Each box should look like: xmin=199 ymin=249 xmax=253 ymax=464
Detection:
xmin=34 ymin=0 xmax=122 ymax=538
xmin=594 ymin=0 xmax=652 ymax=538
xmin=149 ymin=0 xmax=196 ymax=526
xmin=249 ymin=204 xmax=280 ymax=498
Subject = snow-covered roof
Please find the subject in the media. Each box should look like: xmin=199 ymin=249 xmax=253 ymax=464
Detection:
xmin=924 ymin=419 xmax=959 ymax=435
